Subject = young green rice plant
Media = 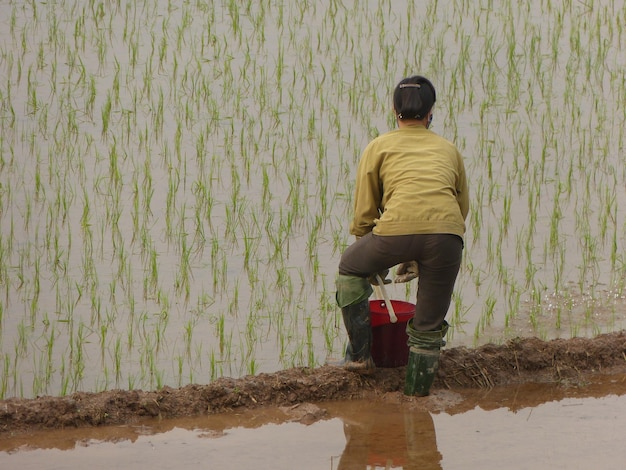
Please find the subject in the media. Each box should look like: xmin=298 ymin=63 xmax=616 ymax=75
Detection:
xmin=175 ymin=230 xmax=192 ymax=302
xmin=247 ymin=358 xmax=258 ymax=376
xmin=28 ymin=255 xmax=41 ymax=323
xmin=69 ymin=321 xmax=87 ymax=392
xmin=175 ymin=355 xmax=184 ymax=387
xmin=229 ymin=281 xmax=240 ymax=317
xmin=16 ymin=319 xmax=29 ymax=358
xmin=473 ymin=293 xmax=496 ymax=340
xmin=0 ymin=354 xmax=10 ymax=399
xmin=183 ymin=318 xmax=196 ymax=358
xmin=99 ymin=323 xmax=108 ymax=363
xmin=503 ymin=281 xmax=522 ymax=329
xmin=101 ymin=91 xmax=112 ymax=138
xmin=528 ymin=284 xmax=546 ymax=331
xmin=306 ymin=316 xmax=315 ymax=367
xmin=114 ymin=336 xmax=122 ymax=386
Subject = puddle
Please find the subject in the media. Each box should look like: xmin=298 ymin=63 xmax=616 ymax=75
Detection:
xmin=2 ymin=375 xmax=625 ymax=469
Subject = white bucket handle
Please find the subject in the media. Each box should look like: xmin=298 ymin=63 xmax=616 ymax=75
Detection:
xmin=374 ymin=275 xmax=398 ymax=323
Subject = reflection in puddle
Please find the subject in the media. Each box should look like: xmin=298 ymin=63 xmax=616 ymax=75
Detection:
xmin=1 ymin=375 xmax=626 ymax=469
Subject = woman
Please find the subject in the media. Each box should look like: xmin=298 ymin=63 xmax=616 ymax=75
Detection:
xmin=335 ymin=75 xmax=469 ymax=396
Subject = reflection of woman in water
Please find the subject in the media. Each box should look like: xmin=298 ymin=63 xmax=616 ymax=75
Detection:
xmin=336 ymin=405 xmax=442 ymax=469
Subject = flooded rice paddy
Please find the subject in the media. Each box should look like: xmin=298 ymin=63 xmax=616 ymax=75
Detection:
xmin=2 ymin=0 xmax=626 ymax=401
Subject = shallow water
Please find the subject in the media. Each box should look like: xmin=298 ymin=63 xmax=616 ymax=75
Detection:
xmin=2 ymin=374 xmax=625 ymax=469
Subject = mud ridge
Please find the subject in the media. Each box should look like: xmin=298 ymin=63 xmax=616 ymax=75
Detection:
xmin=1 ymin=331 xmax=625 ymax=435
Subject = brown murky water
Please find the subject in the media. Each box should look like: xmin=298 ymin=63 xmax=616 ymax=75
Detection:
xmin=2 ymin=374 xmax=625 ymax=469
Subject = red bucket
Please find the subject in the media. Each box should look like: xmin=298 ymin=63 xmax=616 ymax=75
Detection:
xmin=370 ymin=299 xmax=415 ymax=367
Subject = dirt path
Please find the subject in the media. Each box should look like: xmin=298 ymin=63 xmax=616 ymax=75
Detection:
xmin=1 ymin=331 xmax=625 ymax=435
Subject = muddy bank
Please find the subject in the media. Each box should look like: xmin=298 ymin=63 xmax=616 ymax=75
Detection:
xmin=1 ymin=331 xmax=625 ymax=436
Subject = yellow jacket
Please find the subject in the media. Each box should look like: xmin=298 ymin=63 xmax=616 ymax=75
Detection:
xmin=350 ymin=125 xmax=469 ymax=239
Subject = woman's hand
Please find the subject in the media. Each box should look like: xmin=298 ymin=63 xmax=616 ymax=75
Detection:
xmin=395 ymin=261 xmax=419 ymax=283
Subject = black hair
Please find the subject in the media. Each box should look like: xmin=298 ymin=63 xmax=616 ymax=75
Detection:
xmin=393 ymin=75 xmax=436 ymax=120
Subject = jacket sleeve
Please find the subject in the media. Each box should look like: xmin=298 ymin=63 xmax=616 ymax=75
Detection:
xmin=349 ymin=143 xmax=382 ymax=237
xmin=456 ymin=150 xmax=470 ymax=221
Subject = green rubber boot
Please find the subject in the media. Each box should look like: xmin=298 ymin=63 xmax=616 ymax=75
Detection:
xmin=403 ymin=347 xmax=440 ymax=396
xmin=404 ymin=319 xmax=448 ymax=396
xmin=332 ymin=275 xmax=375 ymax=373
xmin=340 ymin=299 xmax=375 ymax=373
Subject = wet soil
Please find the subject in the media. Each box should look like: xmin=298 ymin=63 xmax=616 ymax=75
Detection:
xmin=1 ymin=331 xmax=625 ymax=437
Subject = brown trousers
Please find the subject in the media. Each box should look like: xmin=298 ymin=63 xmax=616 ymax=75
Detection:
xmin=338 ymin=233 xmax=463 ymax=330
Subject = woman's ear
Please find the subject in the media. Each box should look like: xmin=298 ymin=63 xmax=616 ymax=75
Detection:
xmin=394 ymin=108 xmax=401 ymax=126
